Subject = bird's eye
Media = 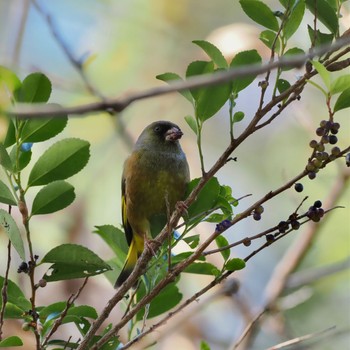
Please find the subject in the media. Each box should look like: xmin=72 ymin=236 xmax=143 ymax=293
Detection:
xmin=154 ymin=126 xmax=161 ymax=133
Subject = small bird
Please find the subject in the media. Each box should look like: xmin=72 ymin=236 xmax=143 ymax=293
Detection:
xmin=115 ymin=120 xmax=190 ymax=288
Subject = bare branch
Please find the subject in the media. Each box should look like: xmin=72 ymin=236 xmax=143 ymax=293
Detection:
xmin=6 ymin=37 xmax=350 ymax=119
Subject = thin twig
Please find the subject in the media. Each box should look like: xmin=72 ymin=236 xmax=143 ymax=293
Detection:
xmin=41 ymin=277 xmax=89 ymax=348
xmin=7 ymin=37 xmax=350 ymax=119
xmin=266 ymin=326 xmax=336 ymax=350
xmin=30 ymin=0 xmax=134 ymax=149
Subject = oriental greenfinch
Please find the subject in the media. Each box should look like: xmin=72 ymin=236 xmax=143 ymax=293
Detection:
xmin=115 ymin=121 xmax=190 ymax=288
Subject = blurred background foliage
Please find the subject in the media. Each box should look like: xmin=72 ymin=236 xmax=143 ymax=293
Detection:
xmin=0 ymin=0 xmax=349 ymax=349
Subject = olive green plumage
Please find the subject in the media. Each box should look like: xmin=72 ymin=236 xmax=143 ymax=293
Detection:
xmin=115 ymin=121 xmax=190 ymax=288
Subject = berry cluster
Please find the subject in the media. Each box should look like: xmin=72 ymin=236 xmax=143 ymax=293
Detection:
xmin=264 ymin=199 xmax=324 ymax=243
xmin=307 ymin=120 xmax=341 ymax=179
xmin=306 ymin=200 xmax=324 ymax=222
xmin=215 ymin=219 xmax=231 ymax=233
xmin=252 ymin=205 xmax=264 ymax=221
xmin=17 ymin=255 xmax=39 ymax=274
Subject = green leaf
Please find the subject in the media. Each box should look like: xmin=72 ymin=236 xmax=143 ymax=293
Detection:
xmin=41 ymin=244 xmax=112 ymax=282
xmin=185 ymin=61 xmax=230 ymax=121
xmin=15 ymin=72 xmax=52 ymax=103
xmin=67 ymin=305 xmax=98 ymax=319
xmin=334 ymin=88 xmax=350 ymax=112
xmin=156 ymin=72 xmax=193 ymax=103
xmin=233 ymin=111 xmax=245 ymax=122
xmin=277 ymin=78 xmax=291 ymax=94
xmin=186 ymin=60 xmax=214 ymax=101
xmin=283 ymin=0 xmax=305 ymax=40
xmin=171 ymin=252 xmax=205 ymax=266
xmin=0 ymin=336 xmax=23 ymax=347
xmin=330 ymin=75 xmax=350 ymax=95
xmin=184 ymin=115 xmax=198 ymax=135
xmin=183 ymin=234 xmax=200 ymax=249
xmin=193 ymin=40 xmax=228 ymax=68
xmin=259 ymin=30 xmax=281 ymax=52
xmin=240 ymin=0 xmax=279 ymax=31
xmin=281 ymin=47 xmax=305 ymax=71
xmin=9 ymin=147 xmax=32 ymax=173
xmin=215 ymin=235 xmax=230 ymax=261
xmin=137 ymin=282 xmax=182 ymax=320
xmin=0 ymin=276 xmax=31 ymax=318
xmin=28 ymin=138 xmax=90 ymax=187
xmin=205 ymin=213 xmax=227 ymax=223
xmin=39 ymin=301 xmax=68 ymax=322
xmin=185 ymin=177 xmax=221 ymax=224
xmin=279 ymin=0 xmax=296 ymax=9
xmin=307 ymin=25 xmax=334 ymax=47
xmin=200 ymin=340 xmax=211 ymax=350
xmin=0 ymin=66 xmax=21 ymax=110
xmin=93 ymin=225 xmax=129 ymax=258
xmin=21 ymin=111 xmax=68 ymax=143
xmin=0 ymin=143 xmax=13 ymax=171
xmin=312 ymin=61 xmax=331 ymax=90
xmin=230 ymin=50 xmax=262 ymax=93
xmin=184 ymin=262 xmax=220 ymax=276
xmin=305 ymin=0 xmax=339 ymax=35
xmin=31 ymin=181 xmax=75 ymax=215
xmin=3 ymin=120 xmax=16 ymax=148
xmin=0 ymin=209 xmax=25 ymax=260
xmin=225 ymin=258 xmax=246 ymax=271
xmin=196 ymin=71 xmax=231 ymax=121
xmin=0 ymin=180 xmax=16 ymax=206
xmin=0 ymin=66 xmax=21 ymax=94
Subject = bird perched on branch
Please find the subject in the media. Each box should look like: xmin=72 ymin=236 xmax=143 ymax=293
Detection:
xmin=115 ymin=120 xmax=190 ymax=288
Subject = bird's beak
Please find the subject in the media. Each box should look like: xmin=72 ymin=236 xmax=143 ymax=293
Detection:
xmin=165 ymin=127 xmax=183 ymax=142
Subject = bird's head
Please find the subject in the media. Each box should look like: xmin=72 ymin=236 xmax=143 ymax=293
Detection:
xmin=135 ymin=121 xmax=184 ymax=150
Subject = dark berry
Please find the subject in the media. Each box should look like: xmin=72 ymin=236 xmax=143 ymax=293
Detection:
xmin=321 ymin=152 xmax=329 ymax=161
xmin=315 ymin=143 xmax=325 ymax=152
xmin=315 ymin=152 xmax=323 ymax=160
xmin=278 ymin=221 xmax=289 ymax=233
xmin=332 ymin=122 xmax=340 ymax=131
xmin=329 ymin=135 xmax=338 ymax=145
xmin=243 ymin=238 xmax=251 ymax=246
xmin=308 ymin=172 xmax=316 ymax=180
xmin=325 ymin=121 xmax=333 ymax=130
xmin=331 ymin=147 xmax=340 ymax=156
xmin=317 ymin=208 xmax=325 ymax=218
xmin=294 ymin=183 xmax=303 ymax=192
xmin=314 ymin=200 xmax=322 ymax=208
xmin=17 ymin=262 xmax=29 ymax=274
xmin=253 ymin=212 xmax=261 ymax=221
xmin=321 ymin=135 xmax=329 ymax=144
xmin=312 ymin=159 xmax=322 ymax=168
xmin=309 ymin=140 xmax=318 ymax=149
xmin=306 ymin=163 xmax=316 ymax=172
xmin=316 ymin=127 xmax=325 ymax=136
xmin=38 ymin=279 xmax=47 ymax=288
xmin=266 ymin=234 xmax=275 ymax=242
xmin=291 ymin=220 xmax=300 ymax=230
xmin=320 ymin=120 xmax=327 ymax=127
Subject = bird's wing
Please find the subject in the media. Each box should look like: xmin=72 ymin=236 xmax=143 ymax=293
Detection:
xmin=121 ymin=174 xmax=133 ymax=247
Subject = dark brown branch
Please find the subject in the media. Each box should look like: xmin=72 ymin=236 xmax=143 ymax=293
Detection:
xmin=7 ymin=37 xmax=350 ymax=119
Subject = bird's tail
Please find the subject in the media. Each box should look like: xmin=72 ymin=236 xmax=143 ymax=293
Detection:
xmin=115 ymin=234 xmax=144 ymax=288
